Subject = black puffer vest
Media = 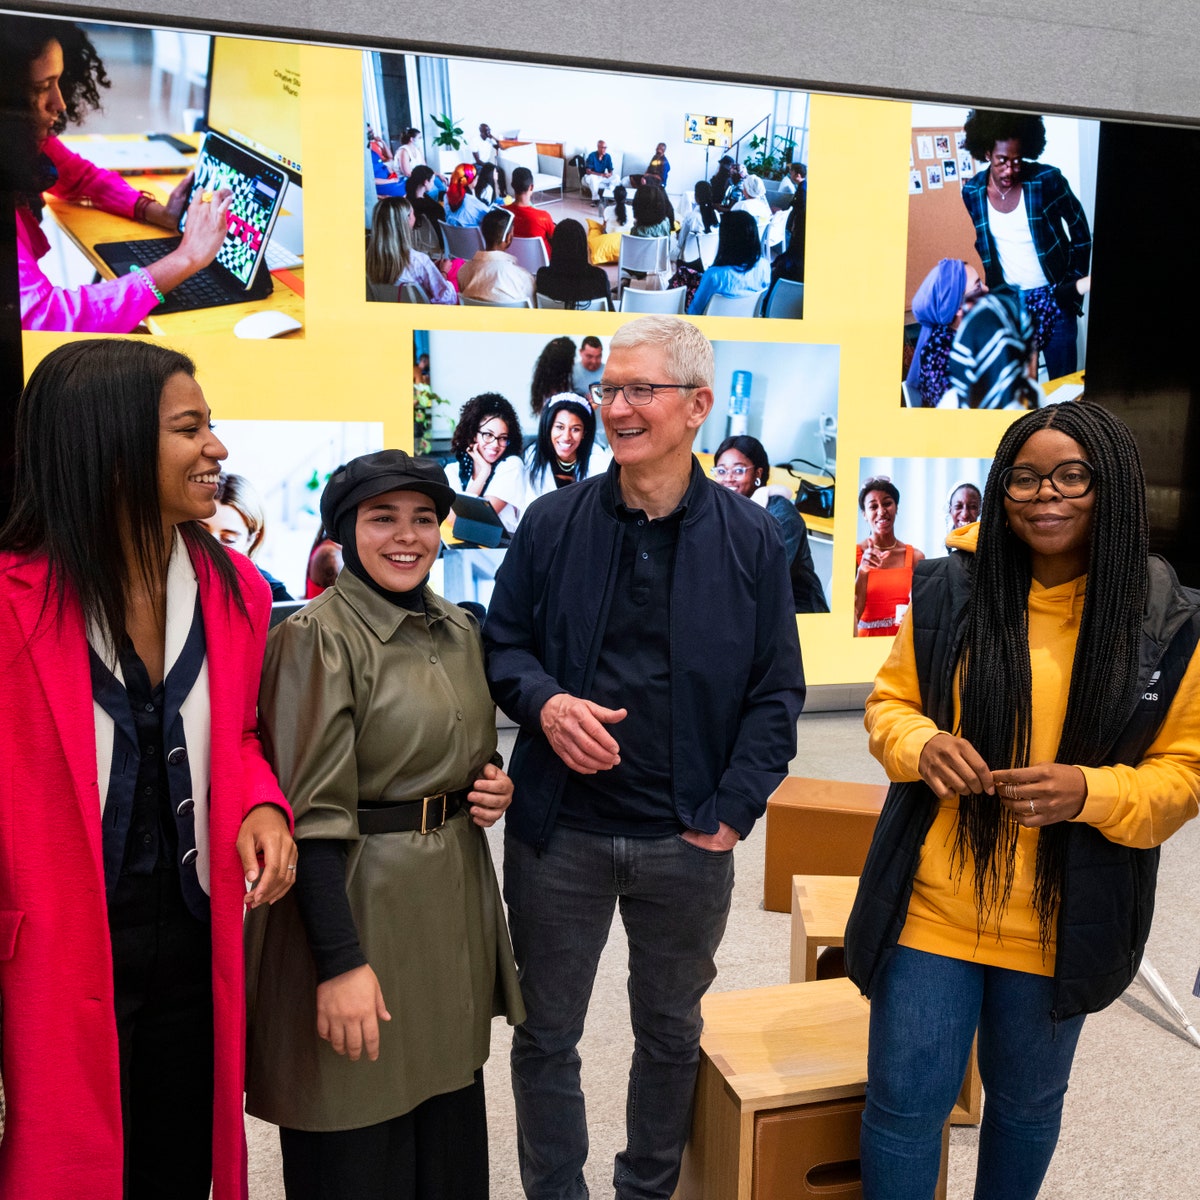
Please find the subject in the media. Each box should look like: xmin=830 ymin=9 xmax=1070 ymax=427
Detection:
xmin=845 ymin=552 xmax=1200 ymax=1020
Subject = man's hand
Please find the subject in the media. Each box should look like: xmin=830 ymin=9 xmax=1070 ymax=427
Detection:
xmin=540 ymin=693 xmax=626 ymax=774
xmin=680 ymin=821 xmax=739 ymax=852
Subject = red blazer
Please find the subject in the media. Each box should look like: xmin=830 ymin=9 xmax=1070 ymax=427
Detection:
xmin=0 ymin=546 xmax=290 ymax=1200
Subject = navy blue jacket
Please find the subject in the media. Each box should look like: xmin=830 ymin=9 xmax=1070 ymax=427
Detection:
xmin=483 ymin=459 xmax=806 ymax=851
xmin=961 ymin=161 xmax=1091 ymax=315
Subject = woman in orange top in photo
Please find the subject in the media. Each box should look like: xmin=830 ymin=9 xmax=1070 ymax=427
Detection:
xmin=854 ymin=476 xmax=925 ymax=636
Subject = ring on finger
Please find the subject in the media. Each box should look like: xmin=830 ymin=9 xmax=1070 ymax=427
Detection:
xmin=1028 ymin=798 xmax=1036 ymax=816
xmin=286 ymin=863 xmax=297 ymax=872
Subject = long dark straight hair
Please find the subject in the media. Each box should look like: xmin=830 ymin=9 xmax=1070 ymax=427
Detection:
xmin=712 ymin=210 xmax=761 ymax=271
xmin=543 ymin=220 xmax=598 ymax=309
xmin=955 ymin=400 xmax=1149 ymax=946
xmin=693 ymin=181 xmax=718 ymax=233
xmin=0 ymin=340 xmax=244 ymax=648
xmin=529 ymin=397 xmax=597 ymax=488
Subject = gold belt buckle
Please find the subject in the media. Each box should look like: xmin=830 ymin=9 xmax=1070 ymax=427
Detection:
xmin=420 ymin=792 xmax=448 ymax=834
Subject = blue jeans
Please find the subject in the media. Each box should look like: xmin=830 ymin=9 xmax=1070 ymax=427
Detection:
xmin=504 ymin=825 xmax=735 ymax=1200
xmin=861 ymin=946 xmax=1085 ymax=1200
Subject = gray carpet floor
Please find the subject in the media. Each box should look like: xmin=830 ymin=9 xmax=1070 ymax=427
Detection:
xmin=245 ymin=710 xmax=1200 ymax=1197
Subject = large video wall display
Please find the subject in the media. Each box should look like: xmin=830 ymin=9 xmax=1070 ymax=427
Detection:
xmin=8 ymin=7 xmax=1109 ymax=686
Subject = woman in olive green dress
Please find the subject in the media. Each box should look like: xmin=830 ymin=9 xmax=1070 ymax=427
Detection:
xmin=245 ymin=451 xmax=524 ymax=1200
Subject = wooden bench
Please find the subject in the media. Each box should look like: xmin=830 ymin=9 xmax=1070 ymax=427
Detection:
xmin=674 ymin=977 xmax=949 ymax=1200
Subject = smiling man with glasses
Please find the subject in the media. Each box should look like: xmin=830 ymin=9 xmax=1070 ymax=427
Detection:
xmin=484 ymin=315 xmax=806 ymax=1200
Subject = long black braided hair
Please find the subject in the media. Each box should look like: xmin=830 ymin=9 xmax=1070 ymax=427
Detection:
xmin=954 ymin=400 xmax=1149 ymax=948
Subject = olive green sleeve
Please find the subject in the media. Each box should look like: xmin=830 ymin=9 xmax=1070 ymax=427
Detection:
xmin=259 ymin=612 xmax=361 ymax=840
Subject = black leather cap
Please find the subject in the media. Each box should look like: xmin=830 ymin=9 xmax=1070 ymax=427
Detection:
xmin=320 ymin=450 xmax=454 ymax=527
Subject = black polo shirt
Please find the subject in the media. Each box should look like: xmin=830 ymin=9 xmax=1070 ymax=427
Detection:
xmin=556 ymin=470 xmax=694 ymax=837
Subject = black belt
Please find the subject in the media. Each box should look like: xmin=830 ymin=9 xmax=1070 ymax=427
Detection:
xmin=356 ymin=788 xmax=469 ymax=835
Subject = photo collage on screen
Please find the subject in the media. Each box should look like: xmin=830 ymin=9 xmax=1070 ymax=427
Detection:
xmin=10 ymin=5 xmax=1119 ymax=681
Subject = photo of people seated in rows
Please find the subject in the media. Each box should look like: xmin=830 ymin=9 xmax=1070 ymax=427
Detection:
xmin=414 ymin=326 xmax=837 ymax=612
xmin=363 ymin=50 xmax=808 ymax=317
xmin=902 ymin=107 xmax=1096 ymax=407
xmin=854 ymin=458 xmax=992 ymax=636
xmin=5 ymin=14 xmax=306 ymax=335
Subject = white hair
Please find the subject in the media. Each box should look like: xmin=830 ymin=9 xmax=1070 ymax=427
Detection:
xmin=608 ymin=316 xmax=714 ymax=389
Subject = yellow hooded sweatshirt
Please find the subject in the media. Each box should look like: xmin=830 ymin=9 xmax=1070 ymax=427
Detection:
xmin=864 ymin=523 xmax=1200 ymax=974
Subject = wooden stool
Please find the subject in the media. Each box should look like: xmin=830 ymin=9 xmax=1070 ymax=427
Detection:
xmin=673 ymin=978 xmax=949 ymax=1200
xmin=789 ymin=874 xmax=982 ymax=1127
xmin=763 ymin=777 xmax=887 ymax=913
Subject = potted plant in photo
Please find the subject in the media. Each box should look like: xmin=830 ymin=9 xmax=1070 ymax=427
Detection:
xmin=413 ymin=381 xmax=451 ymax=456
xmin=743 ymin=132 xmax=798 ymax=181
xmin=430 ymin=113 xmax=465 ymax=150
xmin=430 ymin=113 xmax=466 ymax=175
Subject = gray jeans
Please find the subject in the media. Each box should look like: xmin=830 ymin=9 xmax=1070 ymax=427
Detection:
xmin=503 ymin=825 xmax=735 ymax=1200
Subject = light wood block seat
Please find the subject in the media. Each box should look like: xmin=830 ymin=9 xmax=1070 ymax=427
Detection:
xmin=673 ymin=978 xmax=949 ymax=1200
xmin=763 ymin=777 xmax=887 ymax=913
xmin=788 ymin=874 xmax=982 ymax=1127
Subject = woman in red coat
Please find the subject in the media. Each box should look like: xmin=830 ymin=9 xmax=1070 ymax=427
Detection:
xmin=0 ymin=339 xmax=296 ymax=1200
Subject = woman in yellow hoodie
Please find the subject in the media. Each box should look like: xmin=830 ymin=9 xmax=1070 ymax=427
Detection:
xmin=846 ymin=400 xmax=1200 ymax=1200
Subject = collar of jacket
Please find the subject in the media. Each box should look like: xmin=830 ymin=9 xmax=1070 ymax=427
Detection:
xmin=332 ymin=568 xmax=473 ymax=643
xmin=600 ymin=455 xmax=710 ymax=523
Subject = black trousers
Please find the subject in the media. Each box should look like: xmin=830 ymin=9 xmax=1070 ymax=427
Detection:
xmin=279 ymin=1070 xmax=488 ymax=1200
xmin=109 ymin=869 xmax=214 ymax=1200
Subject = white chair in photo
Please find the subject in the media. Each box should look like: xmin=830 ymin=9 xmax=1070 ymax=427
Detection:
xmin=680 ymin=229 xmax=720 ymax=270
xmin=763 ymin=279 xmax=805 ymax=320
xmin=460 ymin=295 xmax=534 ymax=308
xmin=398 ymin=282 xmax=431 ymax=303
xmin=620 ymin=286 xmax=687 ymax=314
xmin=702 ymin=288 xmax=768 ymax=317
xmin=438 ymin=220 xmax=486 ymax=260
xmin=616 ymin=234 xmax=671 ymax=301
xmin=536 ymin=294 xmax=610 ymax=311
xmin=509 ymin=236 xmax=550 ymax=274
xmin=497 ymin=142 xmax=564 ymax=203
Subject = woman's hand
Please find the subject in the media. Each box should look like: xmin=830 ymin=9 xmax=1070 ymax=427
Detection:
xmin=993 ymin=763 xmax=1087 ymax=827
xmin=316 ymin=964 xmax=391 ymax=1061
xmin=145 ymin=189 xmax=232 ymax=297
xmin=465 ymin=440 xmax=491 ymax=490
xmin=175 ymin=187 xmax=232 ymax=267
xmin=237 ymin=803 xmax=297 ymax=908
xmin=918 ymin=732 xmax=994 ymax=800
xmin=858 ymin=544 xmax=887 ymax=572
xmin=159 ymin=170 xmax=196 ymax=228
xmin=468 ymin=762 xmax=514 ymax=828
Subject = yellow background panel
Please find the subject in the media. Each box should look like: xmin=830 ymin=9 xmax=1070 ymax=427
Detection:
xmin=20 ymin=45 xmax=1029 ymax=687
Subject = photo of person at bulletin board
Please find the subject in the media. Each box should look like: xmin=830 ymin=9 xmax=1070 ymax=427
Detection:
xmin=903 ymin=106 xmax=1095 ymax=405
